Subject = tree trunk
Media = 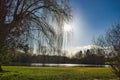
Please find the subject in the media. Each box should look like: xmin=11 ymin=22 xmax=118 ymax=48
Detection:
xmin=0 ymin=64 xmax=2 ymax=72
xmin=0 ymin=25 xmax=9 ymax=72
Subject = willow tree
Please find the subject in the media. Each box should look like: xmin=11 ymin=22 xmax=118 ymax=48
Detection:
xmin=0 ymin=0 xmax=71 ymax=71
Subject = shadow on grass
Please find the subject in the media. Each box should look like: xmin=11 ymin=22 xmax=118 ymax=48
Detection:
xmin=0 ymin=70 xmax=10 ymax=73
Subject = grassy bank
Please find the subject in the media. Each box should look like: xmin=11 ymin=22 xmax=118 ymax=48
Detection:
xmin=0 ymin=66 xmax=118 ymax=80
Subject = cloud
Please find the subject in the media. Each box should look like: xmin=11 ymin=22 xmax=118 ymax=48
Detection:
xmin=71 ymin=45 xmax=102 ymax=54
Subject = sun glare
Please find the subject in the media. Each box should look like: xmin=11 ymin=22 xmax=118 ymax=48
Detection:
xmin=63 ymin=23 xmax=72 ymax=32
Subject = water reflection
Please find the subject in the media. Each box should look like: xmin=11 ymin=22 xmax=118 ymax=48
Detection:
xmin=31 ymin=63 xmax=109 ymax=67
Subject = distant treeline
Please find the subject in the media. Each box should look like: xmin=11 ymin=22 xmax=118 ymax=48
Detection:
xmin=3 ymin=48 xmax=109 ymax=65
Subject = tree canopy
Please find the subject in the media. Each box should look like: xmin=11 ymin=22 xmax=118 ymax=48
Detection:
xmin=0 ymin=0 xmax=71 ymax=71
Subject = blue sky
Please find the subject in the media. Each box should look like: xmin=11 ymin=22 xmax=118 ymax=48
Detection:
xmin=70 ymin=0 xmax=120 ymax=49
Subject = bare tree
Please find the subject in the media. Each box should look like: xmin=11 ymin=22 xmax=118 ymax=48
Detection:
xmin=0 ymin=0 xmax=71 ymax=71
xmin=74 ymin=50 xmax=83 ymax=59
xmin=94 ymin=24 xmax=120 ymax=78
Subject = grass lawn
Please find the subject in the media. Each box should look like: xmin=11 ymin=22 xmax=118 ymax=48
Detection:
xmin=0 ymin=66 xmax=118 ymax=80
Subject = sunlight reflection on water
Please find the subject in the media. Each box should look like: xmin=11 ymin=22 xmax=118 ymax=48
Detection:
xmin=31 ymin=63 xmax=110 ymax=67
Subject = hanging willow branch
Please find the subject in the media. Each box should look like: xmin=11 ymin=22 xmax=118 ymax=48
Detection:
xmin=0 ymin=0 xmax=71 ymax=55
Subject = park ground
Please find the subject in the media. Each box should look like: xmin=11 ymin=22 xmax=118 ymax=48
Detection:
xmin=0 ymin=66 xmax=119 ymax=80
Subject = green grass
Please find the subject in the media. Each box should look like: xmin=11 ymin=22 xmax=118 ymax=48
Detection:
xmin=0 ymin=66 xmax=118 ymax=80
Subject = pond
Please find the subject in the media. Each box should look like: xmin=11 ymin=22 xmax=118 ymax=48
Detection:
xmin=31 ymin=63 xmax=110 ymax=67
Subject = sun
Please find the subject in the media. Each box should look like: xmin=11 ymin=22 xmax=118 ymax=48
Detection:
xmin=63 ymin=23 xmax=72 ymax=32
